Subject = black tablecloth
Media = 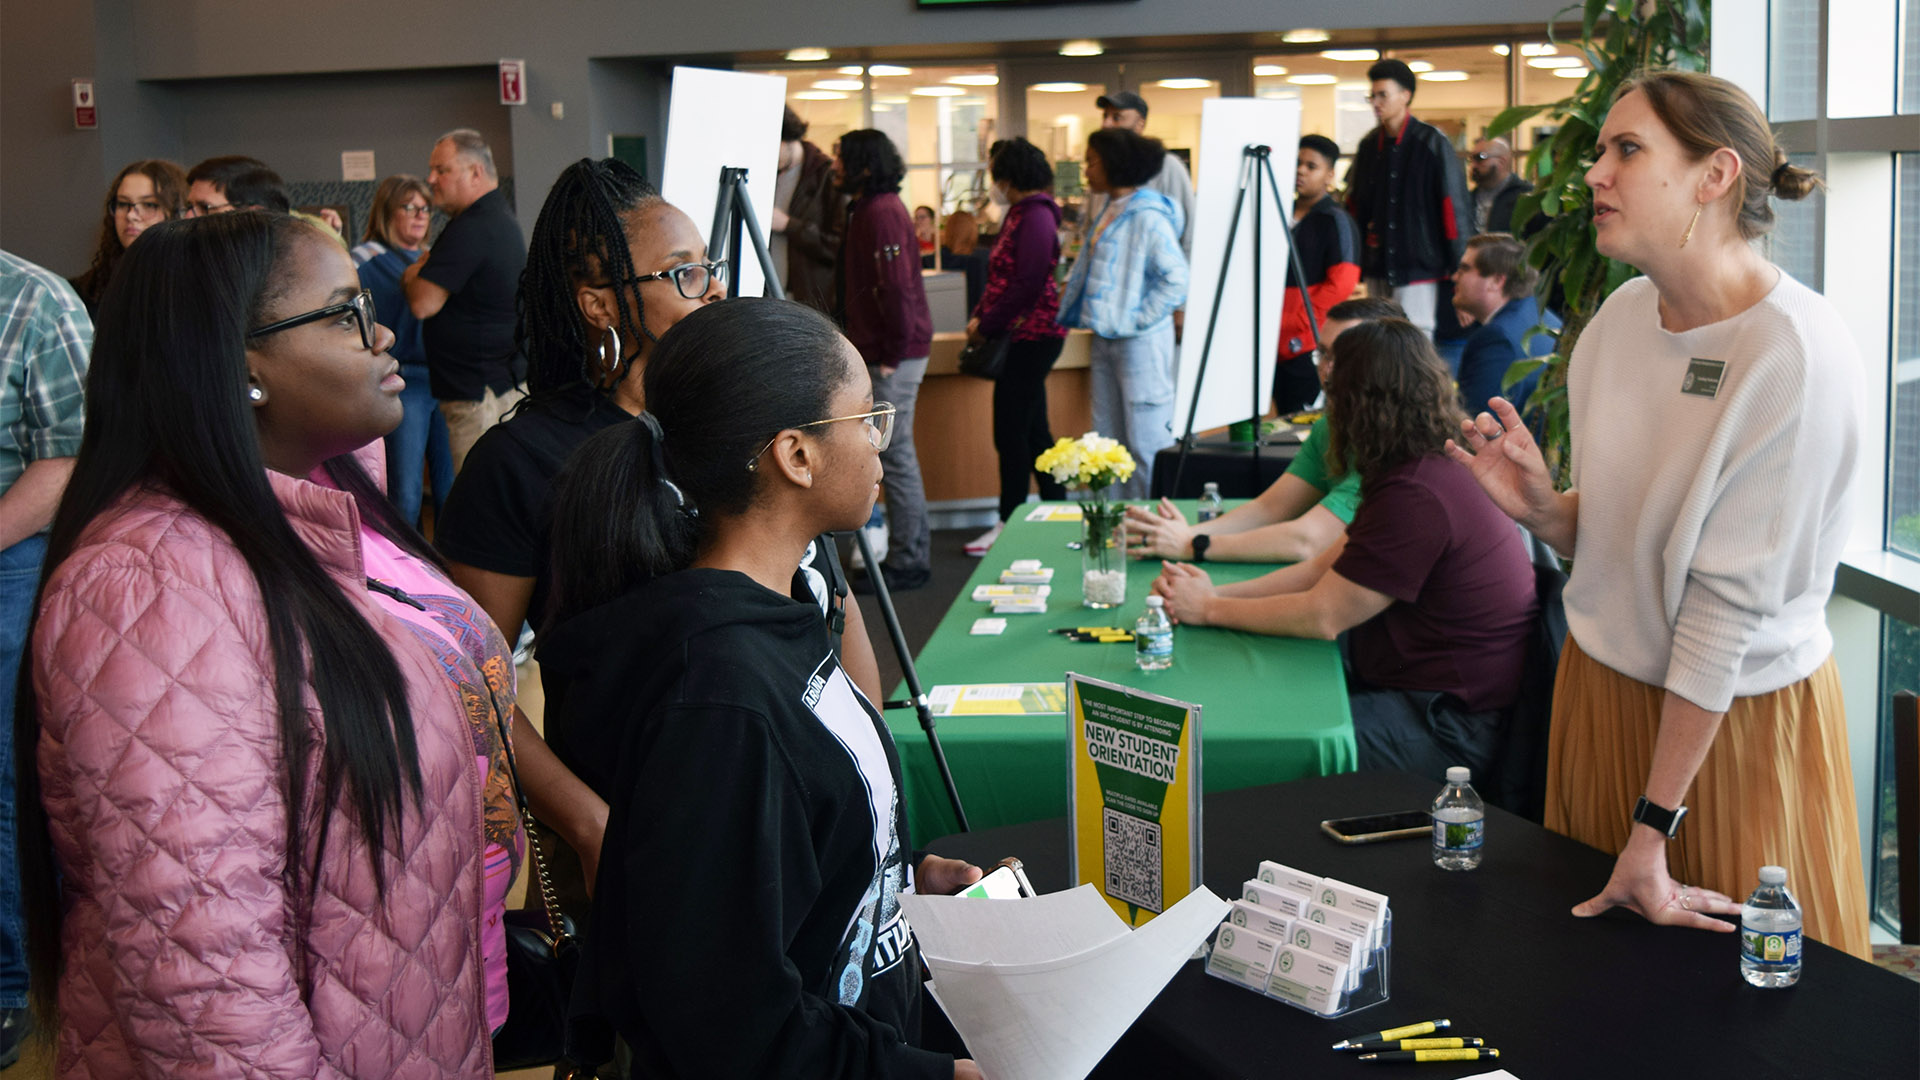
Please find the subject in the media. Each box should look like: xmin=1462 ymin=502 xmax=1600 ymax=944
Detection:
xmin=1150 ymin=435 xmax=1300 ymax=499
xmin=930 ymin=771 xmax=1920 ymax=1080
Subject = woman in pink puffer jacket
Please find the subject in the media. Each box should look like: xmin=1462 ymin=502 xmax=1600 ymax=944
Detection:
xmin=22 ymin=211 xmax=519 ymax=1078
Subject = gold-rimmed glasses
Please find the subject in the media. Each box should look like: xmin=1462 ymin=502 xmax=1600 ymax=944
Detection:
xmin=747 ymin=402 xmax=896 ymax=471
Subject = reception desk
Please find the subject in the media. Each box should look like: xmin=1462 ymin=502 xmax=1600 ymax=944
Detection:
xmin=914 ymin=331 xmax=1094 ymax=507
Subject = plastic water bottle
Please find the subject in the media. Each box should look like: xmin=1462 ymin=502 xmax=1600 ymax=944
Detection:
xmin=1135 ymin=596 xmax=1174 ymax=671
xmin=1196 ymin=482 xmax=1224 ymax=523
xmin=1431 ymin=766 xmax=1485 ymax=871
xmin=1741 ymin=866 xmax=1803 ymax=988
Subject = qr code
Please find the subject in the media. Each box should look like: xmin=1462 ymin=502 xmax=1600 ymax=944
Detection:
xmin=1103 ymin=807 xmax=1163 ymax=913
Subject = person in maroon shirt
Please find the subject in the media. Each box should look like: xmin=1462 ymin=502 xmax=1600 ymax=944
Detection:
xmin=964 ymin=138 xmax=1070 ymax=553
xmin=1153 ymin=318 xmax=1536 ymax=779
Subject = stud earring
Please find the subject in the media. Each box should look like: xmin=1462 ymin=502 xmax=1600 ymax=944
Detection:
xmin=248 ymin=386 xmax=264 ymax=402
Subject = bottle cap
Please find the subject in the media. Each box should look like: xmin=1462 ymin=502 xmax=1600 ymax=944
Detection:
xmin=1759 ymin=865 xmax=1786 ymax=885
xmin=1446 ymin=766 xmax=1470 ymax=783
xmin=1145 ymin=595 xmax=1165 ymax=607
xmin=1203 ymin=482 xmax=1219 ymax=492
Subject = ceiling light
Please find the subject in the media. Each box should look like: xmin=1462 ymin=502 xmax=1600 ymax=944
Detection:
xmin=1321 ymin=49 xmax=1380 ymax=62
xmin=1418 ymin=71 xmax=1470 ymax=82
xmin=1156 ymin=78 xmax=1214 ymax=90
xmin=1492 ymin=44 xmax=1511 ymax=56
xmin=838 ymin=66 xmax=864 ymax=75
xmin=1032 ymin=81 xmax=1090 ymax=93
xmin=791 ymin=90 xmax=847 ymax=100
xmin=1059 ymin=39 xmax=1104 ymax=57
xmin=868 ymin=65 xmax=913 ymax=77
xmin=1287 ymin=74 xmax=1339 ymax=85
xmin=911 ymin=85 xmax=966 ymax=97
xmin=1254 ymin=64 xmax=1288 ymax=77
xmin=1521 ymin=43 xmax=1558 ymax=56
xmin=947 ymin=73 xmax=1000 ymax=86
xmin=876 ymin=95 xmax=910 ymax=105
xmin=812 ymin=80 xmax=865 ymax=91
xmin=1528 ymin=56 xmax=1585 ymax=69
xmin=785 ymin=47 xmax=830 ymax=63
xmin=871 ymin=104 xmax=892 ymax=112
xmin=1283 ymin=29 xmax=1333 ymax=44
xmin=1553 ymin=67 xmax=1591 ymax=79
xmin=1407 ymin=61 xmax=1434 ymax=73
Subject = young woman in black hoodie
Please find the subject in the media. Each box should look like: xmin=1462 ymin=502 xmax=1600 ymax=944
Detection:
xmin=543 ymin=298 xmax=985 ymax=1079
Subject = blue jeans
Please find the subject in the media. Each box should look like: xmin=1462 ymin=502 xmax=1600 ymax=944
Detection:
xmin=1089 ymin=326 xmax=1176 ymax=501
xmin=384 ymin=364 xmax=455 ymax=526
xmin=0 ymin=535 xmax=45 ymax=1008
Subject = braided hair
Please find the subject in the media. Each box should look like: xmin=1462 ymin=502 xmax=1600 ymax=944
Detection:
xmin=516 ymin=158 xmax=663 ymax=403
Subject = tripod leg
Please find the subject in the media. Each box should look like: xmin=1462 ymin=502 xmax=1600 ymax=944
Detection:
xmin=849 ymin=528 xmax=970 ymax=833
xmin=733 ymin=187 xmax=786 ymax=302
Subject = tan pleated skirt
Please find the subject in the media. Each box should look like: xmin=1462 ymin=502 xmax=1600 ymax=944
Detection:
xmin=1544 ymin=636 xmax=1871 ymax=960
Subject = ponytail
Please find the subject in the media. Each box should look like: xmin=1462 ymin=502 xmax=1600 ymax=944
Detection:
xmin=544 ymin=416 xmax=697 ymax=632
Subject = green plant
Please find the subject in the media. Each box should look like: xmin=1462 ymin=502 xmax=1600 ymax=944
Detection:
xmin=1489 ymin=0 xmax=1712 ymax=485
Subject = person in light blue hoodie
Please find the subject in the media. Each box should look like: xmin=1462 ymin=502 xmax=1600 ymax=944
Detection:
xmin=1058 ymin=128 xmax=1190 ymax=498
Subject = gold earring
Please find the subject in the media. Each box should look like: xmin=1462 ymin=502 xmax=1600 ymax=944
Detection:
xmin=1679 ymin=203 xmax=1703 ymax=248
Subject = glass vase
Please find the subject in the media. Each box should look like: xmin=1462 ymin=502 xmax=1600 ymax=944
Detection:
xmin=1079 ymin=496 xmax=1128 ymax=609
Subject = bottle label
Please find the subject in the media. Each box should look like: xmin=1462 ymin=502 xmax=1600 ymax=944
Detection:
xmin=1137 ymin=629 xmax=1173 ymax=659
xmin=1197 ymin=508 xmax=1220 ymax=522
xmin=1434 ymin=818 xmax=1483 ymax=852
xmin=1741 ymin=925 xmax=1802 ymax=965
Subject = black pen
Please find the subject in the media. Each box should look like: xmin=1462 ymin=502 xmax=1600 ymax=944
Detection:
xmin=1357 ymin=1048 xmax=1499 ymax=1064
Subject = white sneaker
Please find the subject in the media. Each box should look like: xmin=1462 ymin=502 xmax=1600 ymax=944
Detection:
xmin=852 ymin=516 xmax=890 ymax=571
xmin=964 ymin=522 xmax=1003 ymax=556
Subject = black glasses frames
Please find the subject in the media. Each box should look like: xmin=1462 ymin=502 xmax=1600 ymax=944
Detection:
xmin=623 ymin=259 xmax=731 ymax=300
xmin=246 ymin=289 xmax=380 ymax=351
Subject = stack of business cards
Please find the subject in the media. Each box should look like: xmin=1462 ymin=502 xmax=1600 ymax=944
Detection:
xmin=1000 ymin=559 xmax=1054 ymax=585
xmin=1204 ymin=858 xmax=1390 ymax=1016
xmin=972 ymin=583 xmax=1050 ymax=603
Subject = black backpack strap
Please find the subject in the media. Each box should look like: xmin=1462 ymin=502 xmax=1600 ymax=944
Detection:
xmin=814 ymin=533 xmax=849 ymax=653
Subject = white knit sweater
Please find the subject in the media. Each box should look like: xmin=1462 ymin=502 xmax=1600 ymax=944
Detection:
xmin=1562 ymin=273 xmax=1863 ymax=712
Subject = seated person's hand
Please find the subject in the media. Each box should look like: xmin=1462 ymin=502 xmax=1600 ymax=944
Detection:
xmin=917 ymin=854 xmax=984 ymax=895
xmin=1153 ymin=562 xmax=1215 ymax=625
xmin=1124 ymin=498 xmax=1193 ymax=560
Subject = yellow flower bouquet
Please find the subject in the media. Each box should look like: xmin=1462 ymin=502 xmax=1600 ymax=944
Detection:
xmin=1035 ymin=434 xmax=1136 ymax=608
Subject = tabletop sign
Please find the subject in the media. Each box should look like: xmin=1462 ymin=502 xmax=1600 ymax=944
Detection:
xmin=1067 ymin=673 xmax=1202 ymax=927
xmin=498 ymin=59 xmax=527 ymax=106
xmin=72 ymin=80 xmax=97 ymax=130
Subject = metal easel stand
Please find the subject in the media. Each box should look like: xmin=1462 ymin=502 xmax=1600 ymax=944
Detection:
xmin=707 ymin=165 xmax=970 ymax=833
xmin=1169 ymin=144 xmax=1322 ymax=499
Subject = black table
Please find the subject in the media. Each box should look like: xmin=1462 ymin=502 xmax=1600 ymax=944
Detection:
xmin=930 ymin=771 xmax=1920 ymax=1080
xmin=1151 ymin=433 xmax=1301 ymax=499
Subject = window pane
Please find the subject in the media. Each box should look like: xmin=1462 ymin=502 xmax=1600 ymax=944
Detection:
xmin=1904 ymin=0 xmax=1920 ymax=112
xmin=1768 ymin=152 xmax=1820 ymax=285
xmin=1872 ymin=613 xmax=1920 ymax=936
xmin=1769 ymin=0 xmax=1820 ymax=121
xmin=1895 ymin=154 xmax=1920 ymax=561
xmin=746 ymin=66 xmax=866 ymax=153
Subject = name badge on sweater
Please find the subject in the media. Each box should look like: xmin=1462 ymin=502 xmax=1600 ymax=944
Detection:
xmin=1682 ymin=357 xmax=1726 ymax=398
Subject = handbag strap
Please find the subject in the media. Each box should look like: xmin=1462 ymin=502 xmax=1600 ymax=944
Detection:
xmin=492 ymin=703 xmax=573 ymax=946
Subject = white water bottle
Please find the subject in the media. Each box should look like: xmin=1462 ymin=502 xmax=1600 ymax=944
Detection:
xmin=1432 ymin=766 xmax=1484 ymax=871
xmin=1741 ymin=866 xmax=1803 ymax=988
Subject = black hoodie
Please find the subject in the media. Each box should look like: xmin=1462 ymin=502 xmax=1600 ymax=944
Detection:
xmin=541 ymin=567 xmax=950 ymax=1080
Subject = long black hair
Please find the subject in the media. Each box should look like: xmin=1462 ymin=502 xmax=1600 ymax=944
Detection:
xmin=836 ymin=130 xmax=906 ymax=197
xmin=19 ymin=211 xmax=438 ymax=1021
xmin=544 ymin=298 xmax=849 ymax=628
xmin=517 ymin=158 xmax=662 ymax=402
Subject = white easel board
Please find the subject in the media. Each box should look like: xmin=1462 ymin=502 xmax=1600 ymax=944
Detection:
xmin=1174 ymin=97 xmax=1302 ymax=437
xmin=661 ymin=66 xmax=786 ymax=298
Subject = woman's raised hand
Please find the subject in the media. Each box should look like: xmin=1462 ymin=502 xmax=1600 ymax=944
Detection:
xmin=1444 ymin=397 xmax=1559 ymax=529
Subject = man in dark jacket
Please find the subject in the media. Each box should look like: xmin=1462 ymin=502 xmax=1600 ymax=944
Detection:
xmin=1449 ymin=232 xmax=1560 ymax=422
xmin=1471 ymin=138 xmax=1534 ymax=234
xmin=772 ymin=108 xmax=845 ymax=315
xmin=1344 ymin=59 xmax=1473 ymax=340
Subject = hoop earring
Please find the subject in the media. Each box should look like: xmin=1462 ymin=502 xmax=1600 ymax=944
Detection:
xmin=1679 ymin=203 xmax=1704 ymax=249
xmin=599 ymin=324 xmax=622 ymax=375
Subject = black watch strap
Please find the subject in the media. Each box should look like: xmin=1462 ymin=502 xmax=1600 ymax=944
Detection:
xmin=1190 ymin=533 xmax=1211 ymax=562
xmin=1632 ymin=795 xmax=1688 ymax=839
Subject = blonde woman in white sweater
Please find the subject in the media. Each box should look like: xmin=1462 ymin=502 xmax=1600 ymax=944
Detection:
xmin=1446 ymin=70 xmax=1869 ymax=958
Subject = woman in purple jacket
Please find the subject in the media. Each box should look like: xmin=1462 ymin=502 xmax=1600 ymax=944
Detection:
xmin=964 ymin=138 xmax=1069 ymax=554
xmin=835 ymin=130 xmax=934 ymax=591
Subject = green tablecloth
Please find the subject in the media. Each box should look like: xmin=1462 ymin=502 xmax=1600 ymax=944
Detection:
xmin=884 ymin=501 xmax=1355 ymax=841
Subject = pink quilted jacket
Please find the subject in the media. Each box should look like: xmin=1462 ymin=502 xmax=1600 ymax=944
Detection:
xmin=32 ymin=459 xmax=496 ymax=1079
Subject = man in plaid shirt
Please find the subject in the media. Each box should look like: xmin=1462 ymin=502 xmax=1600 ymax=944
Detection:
xmin=0 ymin=248 xmax=91 ymax=1064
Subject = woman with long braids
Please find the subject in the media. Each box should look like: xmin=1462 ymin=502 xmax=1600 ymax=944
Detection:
xmin=542 ymin=298 xmax=984 ymax=1080
xmin=25 ymin=211 xmax=515 ymax=1076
